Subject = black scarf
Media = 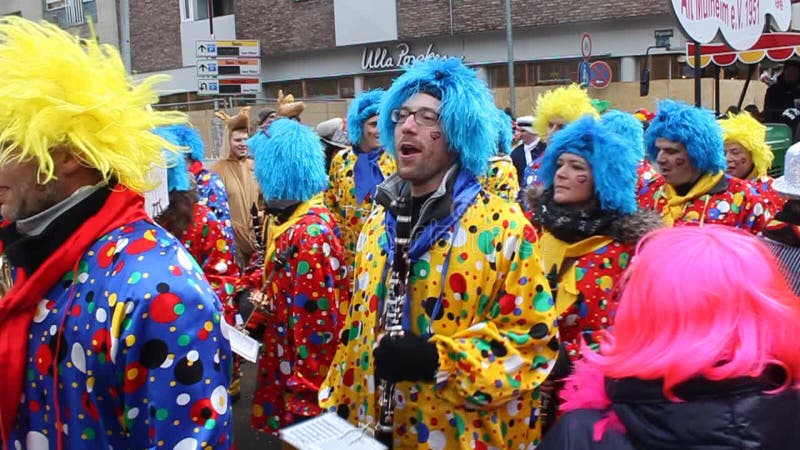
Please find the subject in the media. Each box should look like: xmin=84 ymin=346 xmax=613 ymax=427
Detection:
xmin=533 ymin=188 xmax=620 ymax=243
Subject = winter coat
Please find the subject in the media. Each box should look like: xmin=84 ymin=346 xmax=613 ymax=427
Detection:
xmin=539 ymin=366 xmax=800 ymax=450
xmin=320 ymin=168 xmax=559 ymax=449
xmin=250 ymin=196 xmax=349 ymax=432
xmin=634 ymin=160 xmax=665 ymax=210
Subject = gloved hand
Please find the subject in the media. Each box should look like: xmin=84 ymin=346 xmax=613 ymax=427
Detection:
xmin=782 ymin=107 xmax=800 ymax=121
xmin=373 ymin=333 xmax=439 ymax=383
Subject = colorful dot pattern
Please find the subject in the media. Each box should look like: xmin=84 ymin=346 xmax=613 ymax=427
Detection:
xmin=324 ymin=147 xmax=396 ymax=273
xmin=12 ymin=220 xmax=233 ymax=450
xmin=481 ymin=156 xmax=521 ymax=202
xmin=251 ymin=206 xmax=349 ymax=432
xmin=321 ymin=192 xmax=558 ymax=450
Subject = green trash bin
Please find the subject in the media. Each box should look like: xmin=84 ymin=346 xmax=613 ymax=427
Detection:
xmin=765 ymin=123 xmax=792 ymax=178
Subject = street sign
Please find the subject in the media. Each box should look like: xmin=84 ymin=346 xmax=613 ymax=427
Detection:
xmin=578 ymin=60 xmax=591 ymax=86
xmin=589 ymin=61 xmax=612 ymax=89
xmin=196 ymin=40 xmax=260 ymax=58
xmin=195 ymin=39 xmax=262 ymax=96
xmin=580 ymin=33 xmax=592 ymax=60
xmin=197 ymin=58 xmax=261 ymax=77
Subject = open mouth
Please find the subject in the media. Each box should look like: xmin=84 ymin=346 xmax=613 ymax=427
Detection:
xmin=398 ymin=143 xmax=422 ymax=156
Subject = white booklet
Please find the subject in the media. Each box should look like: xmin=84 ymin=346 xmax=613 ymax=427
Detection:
xmin=220 ymin=320 xmax=260 ymax=363
xmin=280 ymin=413 xmax=387 ymax=450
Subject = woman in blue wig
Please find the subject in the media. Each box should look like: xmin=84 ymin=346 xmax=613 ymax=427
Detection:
xmin=526 ymin=116 xmax=661 ymax=429
xmin=245 ymin=118 xmax=349 ymax=433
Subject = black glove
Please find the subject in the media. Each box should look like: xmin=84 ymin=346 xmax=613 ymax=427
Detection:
xmin=373 ymin=333 xmax=439 ymax=383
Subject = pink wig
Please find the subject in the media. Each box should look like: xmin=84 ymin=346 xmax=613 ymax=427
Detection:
xmin=583 ymin=225 xmax=800 ymax=399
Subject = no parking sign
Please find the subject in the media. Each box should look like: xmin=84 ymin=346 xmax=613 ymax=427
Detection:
xmin=589 ymin=60 xmax=611 ymax=89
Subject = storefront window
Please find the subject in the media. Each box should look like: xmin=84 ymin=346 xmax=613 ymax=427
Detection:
xmin=264 ymin=81 xmax=304 ymax=99
xmin=487 ymin=63 xmax=529 ymax=88
xmin=364 ymin=73 xmax=399 ymax=90
xmin=639 ymin=55 xmax=682 ymax=80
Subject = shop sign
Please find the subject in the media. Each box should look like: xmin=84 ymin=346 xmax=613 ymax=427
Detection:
xmin=671 ymin=0 xmax=791 ymax=50
xmin=361 ymin=42 xmax=456 ymax=71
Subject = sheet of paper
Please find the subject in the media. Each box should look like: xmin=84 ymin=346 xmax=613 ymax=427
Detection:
xmin=280 ymin=413 xmax=387 ymax=450
xmin=220 ymin=320 xmax=260 ymax=363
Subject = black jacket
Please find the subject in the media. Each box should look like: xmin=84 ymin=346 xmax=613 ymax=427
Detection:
xmin=763 ymin=76 xmax=800 ymax=125
xmin=539 ymin=366 xmax=800 ymax=450
xmin=510 ymin=141 xmax=546 ymax=184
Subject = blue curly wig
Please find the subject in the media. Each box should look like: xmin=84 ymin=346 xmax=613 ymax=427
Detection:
xmin=153 ymin=124 xmax=205 ymax=161
xmin=601 ymin=110 xmax=644 ymax=160
xmin=247 ymin=118 xmax=328 ymax=201
xmin=152 ymin=127 xmax=191 ymax=192
xmin=165 ymin=150 xmax=190 ymax=192
xmin=644 ymin=99 xmax=725 ymax=173
xmin=539 ymin=115 xmax=638 ymax=214
xmin=378 ymin=57 xmax=498 ymax=177
xmin=347 ymin=88 xmax=384 ymax=148
xmin=496 ymin=108 xmax=513 ymax=155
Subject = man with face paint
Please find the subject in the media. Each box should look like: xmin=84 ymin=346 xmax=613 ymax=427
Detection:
xmin=325 ymin=89 xmax=396 ymax=273
xmin=719 ymin=111 xmax=786 ymax=212
xmin=644 ymin=99 xmax=773 ymax=233
xmin=320 ymin=57 xmax=558 ymax=449
xmin=522 ymin=84 xmax=599 ymax=203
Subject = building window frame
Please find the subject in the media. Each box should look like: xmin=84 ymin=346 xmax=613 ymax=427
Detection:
xmin=179 ymin=0 xmax=233 ymax=22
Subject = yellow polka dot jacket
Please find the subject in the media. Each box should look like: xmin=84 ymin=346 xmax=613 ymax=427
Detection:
xmin=320 ymin=168 xmax=559 ymax=449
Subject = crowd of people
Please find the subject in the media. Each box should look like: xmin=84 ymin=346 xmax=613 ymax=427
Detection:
xmin=0 ymin=16 xmax=798 ymax=450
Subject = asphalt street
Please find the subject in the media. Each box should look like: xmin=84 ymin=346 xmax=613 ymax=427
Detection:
xmin=232 ymin=360 xmax=283 ymax=450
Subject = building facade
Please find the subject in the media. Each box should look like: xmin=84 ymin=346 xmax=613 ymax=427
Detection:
xmin=1 ymin=0 xmax=119 ymax=48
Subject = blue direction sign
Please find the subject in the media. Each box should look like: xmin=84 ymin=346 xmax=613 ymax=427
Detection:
xmin=578 ymin=60 xmax=591 ymax=86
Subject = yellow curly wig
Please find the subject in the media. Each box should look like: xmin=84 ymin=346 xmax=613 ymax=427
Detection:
xmin=0 ymin=17 xmax=188 ymax=193
xmin=719 ymin=112 xmax=773 ymax=177
xmin=533 ymin=84 xmax=599 ymax=140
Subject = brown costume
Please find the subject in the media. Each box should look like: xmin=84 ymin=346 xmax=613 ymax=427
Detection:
xmin=211 ymin=107 xmax=260 ymax=266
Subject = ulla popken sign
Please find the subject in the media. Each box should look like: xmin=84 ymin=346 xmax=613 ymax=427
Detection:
xmin=362 ymin=42 xmax=454 ymax=71
xmin=671 ymin=0 xmax=791 ymax=50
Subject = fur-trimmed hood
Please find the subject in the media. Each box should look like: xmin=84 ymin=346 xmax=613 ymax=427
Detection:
xmin=525 ymin=186 xmax=663 ymax=244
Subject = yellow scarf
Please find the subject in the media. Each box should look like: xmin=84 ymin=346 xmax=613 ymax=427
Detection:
xmin=661 ymin=171 xmax=723 ymax=226
xmin=539 ymin=232 xmax=614 ymax=316
xmin=263 ymin=194 xmax=324 ymax=267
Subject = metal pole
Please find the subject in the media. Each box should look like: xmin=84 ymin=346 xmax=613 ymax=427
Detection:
xmin=208 ymin=0 xmax=215 ymax=38
xmin=119 ymin=0 xmax=131 ymax=72
xmin=694 ymin=40 xmax=701 ymax=107
xmin=505 ymin=0 xmax=515 ymax=116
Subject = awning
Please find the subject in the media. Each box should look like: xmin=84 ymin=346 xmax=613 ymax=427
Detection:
xmin=686 ymin=33 xmax=800 ymax=68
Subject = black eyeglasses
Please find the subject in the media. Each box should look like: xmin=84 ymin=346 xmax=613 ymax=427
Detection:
xmin=390 ymin=107 xmax=441 ymax=127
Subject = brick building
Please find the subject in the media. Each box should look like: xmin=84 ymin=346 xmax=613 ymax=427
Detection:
xmin=127 ymin=1 xmax=800 ymax=115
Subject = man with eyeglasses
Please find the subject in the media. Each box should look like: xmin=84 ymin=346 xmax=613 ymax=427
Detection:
xmin=320 ymin=57 xmax=558 ymax=449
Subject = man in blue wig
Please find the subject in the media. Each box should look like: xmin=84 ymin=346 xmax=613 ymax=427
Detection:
xmin=643 ymin=99 xmax=773 ymax=233
xmin=320 ymin=57 xmax=558 ymax=449
xmin=245 ymin=119 xmax=349 ymax=432
xmin=325 ymin=89 xmax=396 ymax=273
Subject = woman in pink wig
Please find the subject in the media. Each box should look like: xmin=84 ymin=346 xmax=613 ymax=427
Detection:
xmin=538 ymin=225 xmax=800 ymax=449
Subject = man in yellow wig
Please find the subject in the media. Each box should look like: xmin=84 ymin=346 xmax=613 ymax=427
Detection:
xmin=0 ymin=18 xmax=234 ymax=449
